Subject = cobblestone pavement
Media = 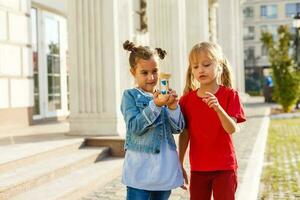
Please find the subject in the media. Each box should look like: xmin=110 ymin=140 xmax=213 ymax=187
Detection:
xmin=82 ymin=97 xmax=270 ymax=200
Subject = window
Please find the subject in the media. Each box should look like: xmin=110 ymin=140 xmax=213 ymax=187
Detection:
xmin=285 ymin=3 xmax=300 ymax=17
xmin=260 ymin=25 xmax=268 ymax=33
xmin=31 ymin=7 xmax=69 ymax=119
xmin=269 ymin=25 xmax=278 ymax=39
xmin=261 ymin=5 xmax=277 ymax=19
xmin=261 ymin=45 xmax=268 ymax=56
xmin=243 ymin=7 xmax=254 ymax=18
xmin=260 ymin=25 xmax=278 ymax=39
xmin=290 ymin=26 xmax=296 ymax=37
xmin=244 ymin=26 xmax=255 ymax=40
xmin=244 ymin=47 xmax=256 ymax=67
xmin=31 ymin=8 xmax=40 ymax=115
xmin=245 ymin=47 xmax=255 ymax=60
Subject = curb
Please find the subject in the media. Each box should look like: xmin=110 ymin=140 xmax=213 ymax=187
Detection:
xmin=236 ymin=108 xmax=270 ymax=200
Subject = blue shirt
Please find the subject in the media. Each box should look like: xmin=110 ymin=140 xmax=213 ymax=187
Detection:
xmin=122 ymin=89 xmax=184 ymax=190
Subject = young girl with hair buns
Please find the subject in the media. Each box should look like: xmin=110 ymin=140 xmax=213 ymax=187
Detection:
xmin=121 ymin=40 xmax=185 ymax=200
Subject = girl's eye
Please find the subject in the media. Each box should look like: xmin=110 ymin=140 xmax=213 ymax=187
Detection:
xmin=203 ymin=63 xmax=211 ymax=67
xmin=193 ymin=65 xmax=198 ymax=69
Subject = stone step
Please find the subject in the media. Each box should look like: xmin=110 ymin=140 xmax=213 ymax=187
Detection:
xmin=0 ymin=146 xmax=109 ymax=199
xmin=0 ymin=139 xmax=85 ymax=173
xmin=11 ymin=157 xmax=123 ymax=200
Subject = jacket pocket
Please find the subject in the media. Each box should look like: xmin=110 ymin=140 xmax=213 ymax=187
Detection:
xmin=136 ymin=101 xmax=149 ymax=108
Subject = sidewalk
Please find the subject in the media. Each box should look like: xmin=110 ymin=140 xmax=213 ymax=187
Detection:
xmin=0 ymin=97 xmax=271 ymax=200
xmin=82 ymin=97 xmax=271 ymax=200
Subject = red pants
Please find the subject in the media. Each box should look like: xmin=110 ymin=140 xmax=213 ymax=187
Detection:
xmin=190 ymin=170 xmax=237 ymax=200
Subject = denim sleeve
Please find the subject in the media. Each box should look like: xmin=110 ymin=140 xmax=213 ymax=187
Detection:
xmin=121 ymin=91 xmax=161 ymax=136
xmin=166 ymin=105 xmax=185 ymax=134
xmin=148 ymin=100 xmax=162 ymax=115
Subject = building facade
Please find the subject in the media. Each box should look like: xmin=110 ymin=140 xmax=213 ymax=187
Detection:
xmin=0 ymin=0 xmax=68 ymax=128
xmin=243 ymin=0 xmax=300 ymax=93
xmin=0 ymin=0 xmax=245 ymax=136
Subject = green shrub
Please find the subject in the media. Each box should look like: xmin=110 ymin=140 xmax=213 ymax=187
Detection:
xmin=261 ymin=25 xmax=300 ymax=112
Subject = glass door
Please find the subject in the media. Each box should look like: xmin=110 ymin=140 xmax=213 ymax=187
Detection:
xmin=43 ymin=11 xmax=68 ymax=118
xmin=32 ymin=8 xmax=69 ymax=119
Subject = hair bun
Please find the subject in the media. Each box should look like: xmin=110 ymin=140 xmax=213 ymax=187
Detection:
xmin=123 ymin=40 xmax=137 ymax=52
xmin=155 ymin=48 xmax=167 ymax=59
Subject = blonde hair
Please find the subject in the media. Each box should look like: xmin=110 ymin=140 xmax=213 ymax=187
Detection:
xmin=183 ymin=42 xmax=233 ymax=94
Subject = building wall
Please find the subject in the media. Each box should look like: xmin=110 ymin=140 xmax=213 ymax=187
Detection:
xmin=0 ymin=0 xmax=33 ymax=127
xmin=66 ymin=0 xmax=245 ymax=136
xmin=0 ymin=0 xmax=245 ymax=135
xmin=32 ymin=0 xmax=66 ymax=15
xmin=243 ymin=0 xmax=300 ymax=67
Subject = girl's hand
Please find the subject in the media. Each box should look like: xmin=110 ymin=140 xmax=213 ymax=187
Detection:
xmin=153 ymin=90 xmax=170 ymax=107
xmin=166 ymin=89 xmax=179 ymax=110
xmin=202 ymin=92 xmax=221 ymax=112
xmin=181 ymin=166 xmax=189 ymax=190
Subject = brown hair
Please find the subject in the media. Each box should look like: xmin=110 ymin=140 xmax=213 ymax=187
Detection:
xmin=183 ymin=42 xmax=233 ymax=94
xmin=123 ymin=40 xmax=167 ymax=68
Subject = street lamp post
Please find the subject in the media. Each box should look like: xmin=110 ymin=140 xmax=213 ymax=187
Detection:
xmin=293 ymin=12 xmax=300 ymax=68
xmin=293 ymin=12 xmax=300 ymax=109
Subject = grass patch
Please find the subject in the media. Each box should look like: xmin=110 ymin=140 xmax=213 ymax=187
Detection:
xmin=258 ymin=117 xmax=300 ymax=199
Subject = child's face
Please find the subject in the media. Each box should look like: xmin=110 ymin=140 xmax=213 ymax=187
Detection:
xmin=190 ymin=51 xmax=219 ymax=86
xmin=131 ymin=57 xmax=159 ymax=93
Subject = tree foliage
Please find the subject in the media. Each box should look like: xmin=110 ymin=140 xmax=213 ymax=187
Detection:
xmin=261 ymin=25 xmax=300 ymax=112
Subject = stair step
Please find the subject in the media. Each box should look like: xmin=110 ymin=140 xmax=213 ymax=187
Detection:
xmin=11 ymin=157 xmax=123 ymax=200
xmin=0 ymin=139 xmax=85 ymax=173
xmin=0 ymin=147 xmax=109 ymax=199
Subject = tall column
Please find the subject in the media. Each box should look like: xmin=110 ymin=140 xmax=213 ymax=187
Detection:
xmin=118 ymin=0 xmax=135 ymax=97
xmin=67 ymin=0 xmax=124 ymax=136
xmin=209 ymin=0 xmax=218 ymax=43
xmin=235 ymin=1 xmax=245 ymax=93
xmin=218 ymin=0 xmax=245 ymax=93
xmin=186 ymin=0 xmax=209 ymax=51
xmin=147 ymin=0 xmax=187 ymax=95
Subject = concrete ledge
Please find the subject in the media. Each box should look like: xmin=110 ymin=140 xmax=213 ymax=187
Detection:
xmin=85 ymin=137 xmax=125 ymax=157
xmin=236 ymin=108 xmax=270 ymax=200
xmin=270 ymin=112 xmax=300 ymax=119
xmin=0 ymin=107 xmax=33 ymax=128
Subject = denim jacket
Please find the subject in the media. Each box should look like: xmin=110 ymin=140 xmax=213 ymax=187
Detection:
xmin=120 ymin=88 xmax=185 ymax=154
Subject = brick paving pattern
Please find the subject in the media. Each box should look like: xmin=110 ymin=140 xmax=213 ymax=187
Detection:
xmin=82 ymin=98 xmax=270 ymax=200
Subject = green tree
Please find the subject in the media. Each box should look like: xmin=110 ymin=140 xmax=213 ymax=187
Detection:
xmin=261 ymin=25 xmax=300 ymax=112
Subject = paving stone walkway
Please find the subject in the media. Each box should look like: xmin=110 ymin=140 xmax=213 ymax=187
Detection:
xmin=82 ymin=97 xmax=271 ymax=200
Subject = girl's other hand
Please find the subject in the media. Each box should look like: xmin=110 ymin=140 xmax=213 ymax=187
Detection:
xmin=166 ymin=89 xmax=178 ymax=110
xmin=202 ymin=92 xmax=221 ymax=112
xmin=181 ymin=166 xmax=189 ymax=190
xmin=153 ymin=90 xmax=170 ymax=107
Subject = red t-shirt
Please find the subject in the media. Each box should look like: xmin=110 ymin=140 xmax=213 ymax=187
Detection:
xmin=179 ymin=85 xmax=246 ymax=171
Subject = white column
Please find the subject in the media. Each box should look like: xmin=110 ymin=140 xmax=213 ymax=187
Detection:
xmin=235 ymin=1 xmax=245 ymax=93
xmin=186 ymin=0 xmax=209 ymax=51
xmin=67 ymin=0 xmax=124 ymax=136
xmin=218 ymin=0 xmax=245 ymax=93
xmin=148 ymin=0 xmax=187 ymax=95
xmin=118 ymin=0 xmax=135 ymax=95
xmin=209 ymin=0 xmax=218 ymax=43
